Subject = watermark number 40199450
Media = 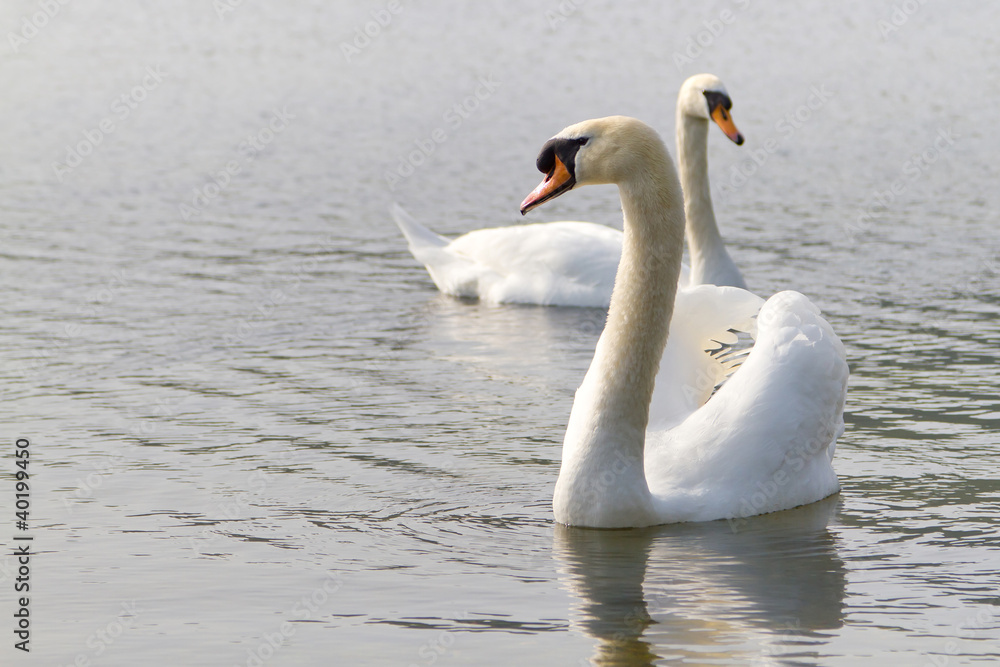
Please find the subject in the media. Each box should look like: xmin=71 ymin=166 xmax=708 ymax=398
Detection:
xmin=13 ymin=438 xmax=33 ymax=653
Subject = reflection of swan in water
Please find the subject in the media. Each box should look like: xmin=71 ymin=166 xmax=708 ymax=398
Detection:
xmin=552 ymin=497 xmax=846 ymax=665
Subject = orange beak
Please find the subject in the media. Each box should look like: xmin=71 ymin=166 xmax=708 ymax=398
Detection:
xmin=711 ymin=105 xmax=744 ymax=145
xmin=520 ymin=155 xmax=574 ymax=215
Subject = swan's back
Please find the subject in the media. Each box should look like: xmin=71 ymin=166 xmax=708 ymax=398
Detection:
xmin=449 ymin=221 xmax=621 ymax=305
xmin=392 ymin=204 xmax=624 ymax=307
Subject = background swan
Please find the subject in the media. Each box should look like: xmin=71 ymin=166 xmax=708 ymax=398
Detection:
xmin=394 ymin=73 xmax=745 ymax=306
xmin=520 ymin=116 xmax=848 ymax=528
xmin=677 ymin=73 xmax=746 ymax=289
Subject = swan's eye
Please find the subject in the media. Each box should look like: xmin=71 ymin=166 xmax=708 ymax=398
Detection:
xmin=575 ymin=137 xmax=589 ymax=146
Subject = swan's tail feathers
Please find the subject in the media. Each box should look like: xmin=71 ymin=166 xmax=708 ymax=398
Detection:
xmin=390 ymin=204 xmax=494 ymax=298
xmin=391 ymin=204 xmax=451 ymax=252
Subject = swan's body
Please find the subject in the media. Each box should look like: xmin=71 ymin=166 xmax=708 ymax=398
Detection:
xmin=394 ymin=74 xmax=744 ymax=306
xmin=393 ymin=207 xmax=623 ymax=307
xmin=520 ymin=116 xmax=847 ymax=528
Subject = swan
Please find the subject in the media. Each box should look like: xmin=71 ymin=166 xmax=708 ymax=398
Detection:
xmin=520 ymin=116 xmax=848 ymax=528
xmin=393 ymin=73 xmax=745 ymax=306
xmin=676 ymin=73 xmax=746 ymax=289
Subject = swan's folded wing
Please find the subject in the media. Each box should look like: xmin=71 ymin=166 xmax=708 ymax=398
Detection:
xmin=647 ymin=290 xmax=848 ymax=521
xmin=647 ymin=284 xmax=764 ymax=430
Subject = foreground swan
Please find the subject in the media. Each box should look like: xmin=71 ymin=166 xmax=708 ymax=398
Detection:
xmin=520 ymin=116 xmax=848 ymax=528
xmin=394 ymin=73 xmax=745 ymax=306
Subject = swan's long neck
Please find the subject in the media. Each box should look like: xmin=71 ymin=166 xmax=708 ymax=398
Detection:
xmin=677 ymin=114 xmax=744 ymax=288
xmin=554 ymin=149 xmax=685 ymax=527
xmin=600 ymin=177 xmax=684 ymax=429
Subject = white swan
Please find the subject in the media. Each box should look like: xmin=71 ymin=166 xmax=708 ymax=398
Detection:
xmin=393 ymin=73 xmax=745 ymax=306
xmin=520 ymin=116 xmax=847 ymax=528
xmin=392 ymin=206 xmax=623 ymax=307
xmin=676 ymin=73 xmax=746 ymax=289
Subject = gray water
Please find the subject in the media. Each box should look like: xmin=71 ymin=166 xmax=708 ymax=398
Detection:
xmin=1 ymin=1 xmax=999 ymax=665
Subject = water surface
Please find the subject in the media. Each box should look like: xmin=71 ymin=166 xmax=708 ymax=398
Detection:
xmin=1 ymin=1 xmax=998 ymax=665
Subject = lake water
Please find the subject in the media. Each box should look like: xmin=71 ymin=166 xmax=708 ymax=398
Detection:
xmin=1 ymin=1 xmax=999 ymax=665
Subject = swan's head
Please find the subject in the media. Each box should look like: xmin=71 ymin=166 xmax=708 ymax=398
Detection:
xmin=677 ymin=73 xmax=744 ymax=145
xmin=520 ymin=116 xmax=669 ymax=215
